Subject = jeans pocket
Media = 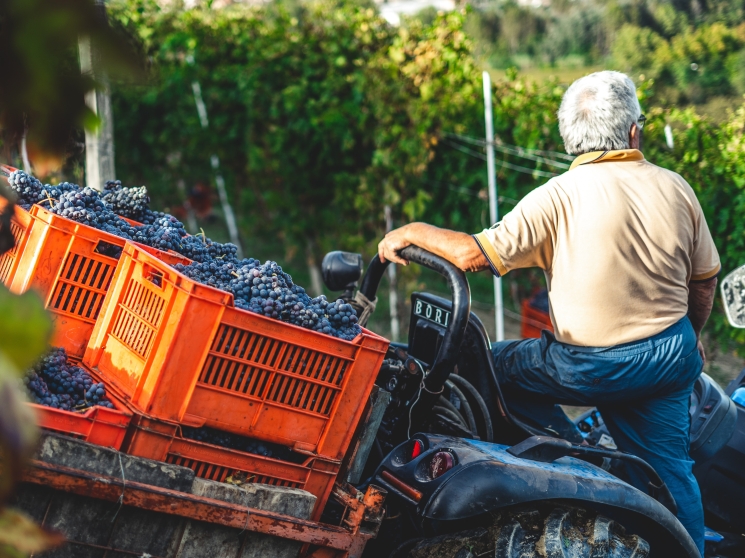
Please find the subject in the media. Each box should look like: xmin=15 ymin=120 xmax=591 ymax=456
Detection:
xmin=678 ymin=345 xmax=703 ymax=385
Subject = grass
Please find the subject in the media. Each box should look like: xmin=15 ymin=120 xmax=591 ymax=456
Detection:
xmin=488 ymin=65 xmax=605 ymax=85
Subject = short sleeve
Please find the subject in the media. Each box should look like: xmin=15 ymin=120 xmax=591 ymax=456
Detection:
xmin=691 ymin=202 xmax=720 ymax=282
xmin=473 ymin=182 xmax=558 ymax=276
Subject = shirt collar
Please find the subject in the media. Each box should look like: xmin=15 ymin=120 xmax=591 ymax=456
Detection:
xmin=569 ymin=149 xmax=645 ymax=170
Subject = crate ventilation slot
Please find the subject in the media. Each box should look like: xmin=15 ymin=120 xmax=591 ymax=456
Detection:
xmin=50 ymin=253 xmax=116 ymax=322
xmin=198 ymin=325 xmax=349 ymax=416
xmin=111 ymin=280 xmax=166 ymax=359
xmin=166 ymin=455 xmax=302 ymax=488
xmin=0 ymin=220 xmax=25 ymax=283
xmin=94 ymin=240 xmax=123 ymax=260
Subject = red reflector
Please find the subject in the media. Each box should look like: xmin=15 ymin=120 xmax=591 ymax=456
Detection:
xmin=411 ymin=439 xmax=424 ymax=460
xmin=429 ymin=451 xmax=454 ymax=479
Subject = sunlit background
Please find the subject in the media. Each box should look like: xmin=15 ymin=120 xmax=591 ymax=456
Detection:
xmin=3 ymin=0 xmax=745 ymax=384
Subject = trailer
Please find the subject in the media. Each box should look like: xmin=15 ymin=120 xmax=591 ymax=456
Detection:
xmin=1 ymin=163 xmax=391 ymax=557
xmin=16 ymin=431 xmax=386 ymax=558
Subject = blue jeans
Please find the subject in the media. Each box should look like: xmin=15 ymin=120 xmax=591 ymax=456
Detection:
xmin=491 ymin=317 xmax=704 ymax=556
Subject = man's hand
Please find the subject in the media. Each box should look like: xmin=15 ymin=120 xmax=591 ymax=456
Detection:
xmin=378 ymin=225 xmax=414 ymax=266
xmin=697 ymin=339 xmax=706 ymax=367
xmin=688 ymin=277 xmax=716 ymax=370
xmin=377 ymin=222 xmax=490 ymax=273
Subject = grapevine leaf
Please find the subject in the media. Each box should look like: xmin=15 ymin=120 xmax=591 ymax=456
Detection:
xmin=0 ymin=286 xmax=52 ymax=373
xmin=0 ymin=361 xmax=39 ymax=500
xmin=0 ymin=507 xmax=64 ymax=555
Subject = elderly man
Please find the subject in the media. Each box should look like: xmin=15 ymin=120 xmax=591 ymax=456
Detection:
xmin=378 ymin=71 xmax=718 ymax=555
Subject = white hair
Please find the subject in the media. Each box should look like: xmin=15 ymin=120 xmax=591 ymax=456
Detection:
xmin=558 ymin=71 xmax=642 ymax=156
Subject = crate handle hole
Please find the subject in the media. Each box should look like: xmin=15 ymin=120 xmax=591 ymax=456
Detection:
xmin=94 ymin=240 xmax=123 ymax=260
xmin=145 ymin=268 xmax=164 ymax=288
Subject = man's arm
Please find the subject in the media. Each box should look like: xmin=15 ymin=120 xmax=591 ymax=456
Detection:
xmin=378 ymin=222 xmax=489 ymax=272
xmin=688 ymin=277 xmax=717 ymax=364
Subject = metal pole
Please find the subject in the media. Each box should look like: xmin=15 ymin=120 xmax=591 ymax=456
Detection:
xmin=483 ymin=71 xmax=504 ymax=342
xmin=175 ymin=178 xmax=198 ymax=234
xmin=384 ymin=205 xmax=400 ymax=342
xmin=20 ymin=131 xmax=31 ymax=173
xmin=78 ymin=2 xmax=115 ymax=191
xmin=190 ymin=77 xmax=244 ymax=257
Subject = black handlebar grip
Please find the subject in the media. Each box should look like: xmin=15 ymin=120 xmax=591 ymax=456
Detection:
xmin=360 ymin=247 xmax=471 ymax=394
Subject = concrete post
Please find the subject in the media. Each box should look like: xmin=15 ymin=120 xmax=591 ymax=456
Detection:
xmin=385 ymin=205 xmax=400 ymax=341
xmin=78 ymin=8 xmax=115 ymax=192
xmin=483 ymin=71 xmax=504 ymax=342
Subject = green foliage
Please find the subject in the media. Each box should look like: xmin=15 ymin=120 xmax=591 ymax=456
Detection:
xmin=643 ymin=100 xmax=745 ymax=352
xmin=729 ymin=50 xmax=745 ymax=95
xmin=0 ymin=507 xmax=64 ymax=557
xmin=0 ymin=288 xmax=55 ymax=372
xmin=456 ymin=0 xmax=745 ymax=107
xmin=109 ymin=0 xmax=745 ymax=356
xmin=0 ymin=284 xmax=50 ymax=499
xmin=612 ymin=22 xmax=745 ymax=103
xmin=611 ymin=24 xmax=667 ymax=75
xmin=363 ymin=11 xmax=482 ymax=225
xmin=112 ymin=1 xmax=386 ymax=258
xmin=109 ymin=2 xmax=560 ymax=262
xmin=109 ymin=0 xmax=570 ymax=340
xmin=540 ymin=4 xmax=608 ymax=64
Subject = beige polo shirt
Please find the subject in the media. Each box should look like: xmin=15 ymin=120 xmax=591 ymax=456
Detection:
xmin=474 ymin=149 xmax=720 ymax=347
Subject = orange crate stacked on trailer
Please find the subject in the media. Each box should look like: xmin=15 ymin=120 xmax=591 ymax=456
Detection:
xmin=0 ymin=165 xmax=32 ymax=286
xmin=520 ymin=294 xmax=554 ymax=339
xmin=84 ymin=242 xmax=389 ymax=459
xmin=83 ymin=243 xmax=388 ymax=515
xmin=118 ymin=413 xmax=340 ymax=520
xmin=8 ymin=205 xmax=186 ymax=359
xmin=0 ymin=204 xmax=32 ymax=286
xmin=30 ymin=360 xmax=132 ymax=450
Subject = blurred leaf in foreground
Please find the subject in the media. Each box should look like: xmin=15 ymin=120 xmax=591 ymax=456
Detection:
xmin=0 ymin=507 xmax=64 ymax=556
xmin=0 ymin=351 xmax=39 ymax=504
xmin=0 ymin=286 xmax=52 ymax=373
xmin=0 ymin=0 xmax=142 ymax=160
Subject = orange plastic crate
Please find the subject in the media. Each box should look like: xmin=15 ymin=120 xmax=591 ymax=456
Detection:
xmin=8 ymin=205 xmax=188 ymax=359
xmin=29 ymin=362 xmax=132 ymax=450
xmin=84 ymin=243 xmax=389 ymax=461
xmin=1 ymin=165 xmax=32 ymax=286
xmin=122 ymin=414 xmax=338 ymax=520
xmin=0 ymin=205 xmax=32 ymax=286
xmin=520 ymin=299 xmax=554 ymax=339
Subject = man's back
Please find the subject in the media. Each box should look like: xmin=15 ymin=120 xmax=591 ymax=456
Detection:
xmin=379 ymin=72 xmax=716 ymax=554
xmin=476 ymin=150 xmax=720 ymax=346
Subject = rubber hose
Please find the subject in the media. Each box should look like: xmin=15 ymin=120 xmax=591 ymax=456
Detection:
xmin=431 ymin=409 xmax=476 ymax=438
xmin=445 ymin=380 xmax=478 ymax=435
xmin=437 ymin=393 xmax=462 ymax=419
xmin=432 ymin=404 xmax=470 ymax=432
xmin=448 ymin=374 xmax=494 ymax=442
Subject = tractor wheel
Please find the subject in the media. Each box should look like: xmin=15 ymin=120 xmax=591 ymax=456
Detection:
xmin=403 ymin=506 xmax=650 ymax=558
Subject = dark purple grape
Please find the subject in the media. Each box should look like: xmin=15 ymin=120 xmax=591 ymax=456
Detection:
xmin=23 ymin=347 xmax=114 ymax=411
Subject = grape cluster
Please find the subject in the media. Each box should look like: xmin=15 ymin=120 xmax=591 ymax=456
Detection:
xmin=103 ymin=180 xmax=150 ymax=220
xmin=7 ymin=170 xmax=43 ymax=208
xmin=138 ymin=209 xmax=167 ymax=225
xmin=182 ymin=426 xmax=300 ymax=462
xmin=23 ymin=348 xmax=114 ymax=411
xmin=173 ymin=258 xmax=362 ymax=340
xmin=6 ymin=171 xmax=362 ymax=341
xmin=131 ymin=214 xmax=186 ymax=252
xmin=7 ymin=170 xmax=77 ymax=211
xmin=49 ymin=187 xmax=135 ymax=240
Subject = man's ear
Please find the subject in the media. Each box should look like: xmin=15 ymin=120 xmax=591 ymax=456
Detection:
xmin=629 ymin=123 xmax=640 ymax=150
